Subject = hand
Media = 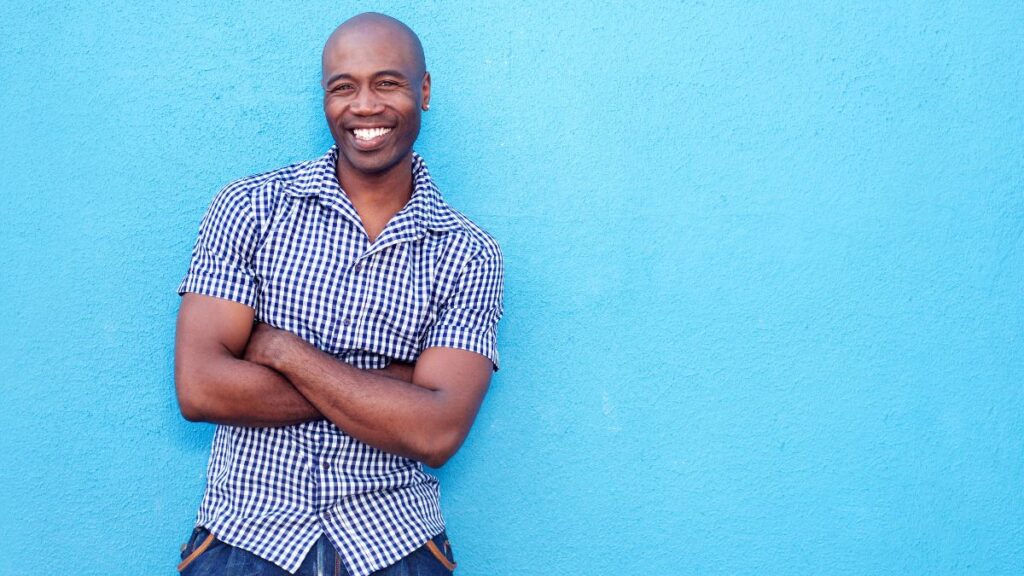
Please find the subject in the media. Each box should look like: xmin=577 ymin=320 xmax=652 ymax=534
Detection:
xmin=244 ymin=322 xmax=299 ymax=370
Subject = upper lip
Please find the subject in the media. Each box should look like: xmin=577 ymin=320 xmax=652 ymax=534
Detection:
xmin=346 ymin=123 xmax=394 ymax=130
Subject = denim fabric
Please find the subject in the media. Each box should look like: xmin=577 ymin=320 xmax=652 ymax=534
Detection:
xmin=178 ymin=527 xmax=457 ymax=576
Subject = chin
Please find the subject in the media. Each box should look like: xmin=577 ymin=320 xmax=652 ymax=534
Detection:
xmin=351 ymin=156 xmax=398 ymax=175
xmin=339 ymin=147 xmax=409 ymax=176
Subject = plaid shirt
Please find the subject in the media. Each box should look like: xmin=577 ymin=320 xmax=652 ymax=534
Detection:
xmin=177 ymin=147 xmax=503 ymax=575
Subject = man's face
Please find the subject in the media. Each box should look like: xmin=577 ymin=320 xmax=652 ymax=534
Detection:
xmin=322 ymin=27 xmax=430 ymax=178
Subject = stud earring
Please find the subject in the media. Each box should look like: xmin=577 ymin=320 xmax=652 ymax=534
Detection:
xmin=424 ymin=104 xmax=430 ymax=111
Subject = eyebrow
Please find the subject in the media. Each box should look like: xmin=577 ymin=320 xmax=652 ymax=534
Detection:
xmin=324 ymin=70 xmax=409 ymax=86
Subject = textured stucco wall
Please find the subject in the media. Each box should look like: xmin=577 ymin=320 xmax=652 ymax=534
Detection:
xmin=1 ymin=1 xmax=1022 ymax=574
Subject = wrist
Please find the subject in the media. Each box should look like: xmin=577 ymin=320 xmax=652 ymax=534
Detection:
xmin=267 ymin=330 xmax=302 ymax=372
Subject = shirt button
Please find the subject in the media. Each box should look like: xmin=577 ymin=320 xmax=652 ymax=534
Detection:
xmin=322 ymin=462 xmax=331 ymax=470
xmin=343 ymin=316 xmax=351 ymax=326
xmin=353 ymin=263 xmax=362 ymax=273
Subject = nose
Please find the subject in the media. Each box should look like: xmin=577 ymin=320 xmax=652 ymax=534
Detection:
xmin=350 ymin=88 xmax=384 ymax=115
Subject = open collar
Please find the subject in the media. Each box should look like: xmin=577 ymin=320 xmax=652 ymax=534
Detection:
xmin=284 ymin=147 xmax=462 ymax=235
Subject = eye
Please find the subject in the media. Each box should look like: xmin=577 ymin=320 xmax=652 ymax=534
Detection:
xmin=378 ymin=80 xmax=399 ymax=88
xmin=331 ymin=83 xmax=355 ymax=93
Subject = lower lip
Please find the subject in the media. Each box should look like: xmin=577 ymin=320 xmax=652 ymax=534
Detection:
xmin=349 ymin=130 xmax=393 ymax=151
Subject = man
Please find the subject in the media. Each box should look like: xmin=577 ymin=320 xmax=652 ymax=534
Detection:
xmin=173 ymin=13 xmax=503 ymax=576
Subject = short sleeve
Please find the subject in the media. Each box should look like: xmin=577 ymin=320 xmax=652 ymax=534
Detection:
xmin=422 ymin=244 xmax=504 ymax=371
xmin=176 ymin=182 xmax=259 ymax=308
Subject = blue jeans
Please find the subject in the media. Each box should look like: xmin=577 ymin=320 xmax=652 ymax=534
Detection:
xmin=177 ymin=527 xmax=457 ymax=576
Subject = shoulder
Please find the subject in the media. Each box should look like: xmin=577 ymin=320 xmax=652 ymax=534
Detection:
xmin=215 ymin=155 xmax=322 ymax=203
xmin=411 ymin=152 xmax=501 ymax=264
xmin=437 ymin=204 xmax=503 ymax=266
xmin=205 ymin=153 xmax=325 ymax=226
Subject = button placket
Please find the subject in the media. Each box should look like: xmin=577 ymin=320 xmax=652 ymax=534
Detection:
xmin=315 ymin=424 xmax=335 ymax=512
xmin=348 ymin=254 xmax=372 ymax=335
xmin=333 ymin=255 xmax=366 ymax=340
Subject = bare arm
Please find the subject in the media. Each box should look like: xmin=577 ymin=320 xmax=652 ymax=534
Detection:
xmin=174 ymin=293 xmax=416 ymax=427
xmin=245 ymin=323 xmax=493 ymax=468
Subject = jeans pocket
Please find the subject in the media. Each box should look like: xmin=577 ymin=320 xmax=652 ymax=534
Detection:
xmin=422 ymin=532 xmax=457 ymax=572
xmin=177 ymin=527 xmax=217 ymax=572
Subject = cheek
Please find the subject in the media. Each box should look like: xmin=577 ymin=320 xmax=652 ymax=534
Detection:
xmin=393 ymin=101 xmax=421 ymax=133
xmin=323 ymin=98 xmax=345 ymax=119
xmin=404 ymin=113 xmax=422 ymax=139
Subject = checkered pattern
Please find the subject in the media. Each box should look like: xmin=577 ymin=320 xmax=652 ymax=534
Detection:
xmin=177 ymin=147 xmax=503 ymax=576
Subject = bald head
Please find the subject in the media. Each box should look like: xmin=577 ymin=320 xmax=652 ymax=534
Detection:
xmin=320 ymin=13 xmax=432 ymax=178
xmin=322 ymin=13 xmax=426 ymax=83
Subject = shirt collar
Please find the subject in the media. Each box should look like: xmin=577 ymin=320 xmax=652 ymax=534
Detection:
xmin=285 ymin=146 xmax=461 ymax=233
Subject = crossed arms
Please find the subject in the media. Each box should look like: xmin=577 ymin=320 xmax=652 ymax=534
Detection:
xmin=173 ymin=293 xmax=493 ymax=468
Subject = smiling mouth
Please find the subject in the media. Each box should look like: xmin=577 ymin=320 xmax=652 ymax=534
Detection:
xmin=351 ymin=127 xmax=393 ymax=141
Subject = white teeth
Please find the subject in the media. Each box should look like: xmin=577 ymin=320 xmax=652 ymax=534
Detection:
xmin=353 ymin=127 xmax=392 ymax=141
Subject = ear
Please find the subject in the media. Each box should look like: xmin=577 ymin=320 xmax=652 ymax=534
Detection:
xmin=421 ymin=71 xmax=431 ymax=110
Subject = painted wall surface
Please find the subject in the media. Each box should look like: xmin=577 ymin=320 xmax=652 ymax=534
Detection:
xmin=1 ymin=1 xmax=1021 ymax=574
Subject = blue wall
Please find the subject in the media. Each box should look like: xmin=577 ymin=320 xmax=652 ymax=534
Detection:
xmin=2 ymin=1 xmax=1021 ymax=574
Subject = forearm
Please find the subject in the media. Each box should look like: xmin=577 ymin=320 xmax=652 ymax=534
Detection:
xmin=177 ymin=348 xmax=418 ymax=428
xmin=176 ymin=347 xmax=322 ymax=427
xmin=269 ymin=342 xmax=453 ymax=464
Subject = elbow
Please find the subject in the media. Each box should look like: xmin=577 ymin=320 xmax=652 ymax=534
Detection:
xmin=423 ymin=452 xmax=452 ymax=469
xmin=423 ymin=453 xmax=452 ymax=469
xmin=174 ymin=371 xmax=209 ymax=423
xmin=178 ymin=398 xmax=206 ymax=423
xmin=420 ymin=426 xmax=465 ymax=469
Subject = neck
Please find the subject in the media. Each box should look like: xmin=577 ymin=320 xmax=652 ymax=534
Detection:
xmin=336 ymin=153 xmax=415 ymax=210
